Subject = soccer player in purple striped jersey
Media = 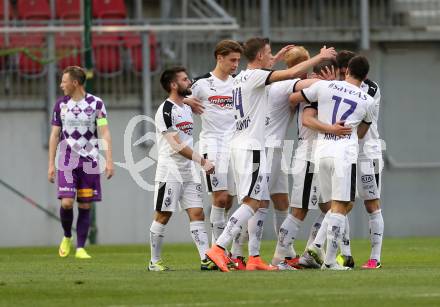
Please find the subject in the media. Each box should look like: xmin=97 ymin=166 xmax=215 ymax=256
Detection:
xmin=48 ymin=66 xmax=114 ymax=259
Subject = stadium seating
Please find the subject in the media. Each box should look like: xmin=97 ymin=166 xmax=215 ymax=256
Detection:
xmin=55 ymin=0 xmax=80 ymax=20
xmin=92 ymin=34 xmax=122 ymax=74
xmin=92 ymin=0 xmax=127 ymax=20
xmin=55 ymin=33 xmax=82 ymax=69
xmin=9 ymin=33 xmax=45 ymax=75
xmin=123 ymin=33 xmax=158 ymax=73
xmin=17 ymin=0 xmax=50 ymax=20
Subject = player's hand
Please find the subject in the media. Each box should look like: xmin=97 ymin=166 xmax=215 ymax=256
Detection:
xmin=319 ymin=65 xmax=337 ymax=80
xmin=105 ymin=161 xmax=114 ymax=179
xmin=184 ymin=97 xmax=205 ymax=115
xmin=331 ymin=121 xmax=352 ymax=136
xmin=319 ymin=45 xmax=337 ymax=60
xmin=201 ymin=158 xmax=215 ymax=175
xmin=48 ymin=164 xmax=55 ymax=183
xmin=273 ymin=44 xmax=295 ymax=63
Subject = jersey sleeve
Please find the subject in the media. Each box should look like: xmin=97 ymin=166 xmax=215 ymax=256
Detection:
xmin=301 ymin=80 xmax=323 ymax=104
xmin=51 ymin=101 xmax=62 ymax=126
xmin=250 ymin=69 xmax=273 ymax=88
xmin=363 ymin=100 xmax=375 ymax=124
xmin=96 ymin=100 xmax=107 ymax=119
xmin=156 ymin=102 xmax=177 ymax=133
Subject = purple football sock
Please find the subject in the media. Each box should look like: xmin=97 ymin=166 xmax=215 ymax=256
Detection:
xmin=60 ymin=207 xmax=73 ymax=238
xmin=76 ymin=208 xmax=91 ymax=248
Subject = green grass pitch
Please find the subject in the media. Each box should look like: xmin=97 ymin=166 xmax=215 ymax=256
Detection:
xmin=1 ymin=237 xmax=439 ymax=307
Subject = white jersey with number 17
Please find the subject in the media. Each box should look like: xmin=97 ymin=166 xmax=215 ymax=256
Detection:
xmin=301 ymin=80 xmax=376 ymax=163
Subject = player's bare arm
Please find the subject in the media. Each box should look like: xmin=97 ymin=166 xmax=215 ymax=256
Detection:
xmin=98 ymin=123 xmax=114 ymax=179
xmin=357 ymin=121 xmax=371 ymax=139
xmin=48 ymin=125 xmax=61 ymax=183
xmin=302 ymin=107 xmax=352 ymax=136
xmin=164 ymin=132 xmax=215 ymax=174
xmin=183 ymin=97 xmax=205 ymax=115
xmin=268 ymin=46 xmax=337 ymax=83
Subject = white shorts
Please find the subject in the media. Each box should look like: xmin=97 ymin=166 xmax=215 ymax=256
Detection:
xmin=290 ymin=159 xmax=320 ymax=210
xmin=318 ymin=157 xmax=356 ymax=203
xmin=266 ymin=147 xmax=288 ymax=195
xmin=231 ymin=148 xmax=269 ymax=203
xmin=357 ymin=157 xmax=382 ymax=200
xmin=202 ymin=151 xmax=236 ymax=195
xmin=154 ymin=181 xmax=203 ymax=212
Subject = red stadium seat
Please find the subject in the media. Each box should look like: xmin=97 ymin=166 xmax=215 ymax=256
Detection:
xmin=17 ymin=0 xmax=50 ymax=20
xmin=92 ymin=0 xmax=127 ymax=19
xmin=123 ymin=33 xmax=158 ymax=73
xmin=56 ymin=0 xmax=80 ymax=20
xmin=92 ymin=34 xmax=122 ymax=74
xmin=9 ymin=34 xmax=45 ymax=75
xmin=55 ymin=33 xmax=82 ymax=69
xmin=0 ymin=0 xmax=14 ymax=20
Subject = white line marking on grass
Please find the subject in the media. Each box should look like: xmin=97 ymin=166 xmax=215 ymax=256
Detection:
xmin=109 ymin=299 xmax=293 ymax=307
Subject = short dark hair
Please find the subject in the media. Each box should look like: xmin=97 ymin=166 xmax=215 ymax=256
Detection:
xmin=214 ymin=39 xmax=243 ymax=59
xmin=63 ymin=66 xmax=86 ymax=85
xmin=160 ymin=66 xmax=187 ymax=93
xmin=243 ymin=37 xmax=270 ymax=61
xmin=347 ymin=55 xmax=369 ymax=81
xmin=313 ymin=58 xmax=339 ymax=74
xmin=336 ymin=50 xmax=356 ymax=69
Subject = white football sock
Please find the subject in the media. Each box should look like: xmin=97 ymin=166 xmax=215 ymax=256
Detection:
xmin=305 ymin=212 xmax=325 ymax=249
xmin=324 ymin=213 xmax=346 ymax=265
xmin=273 ymin=209 xmax=288 ymax=235
xmin=248 ymin=208 xmax=268 ymax=256
xmin=190 ymin=221 xmax=210 ymax=260
xmin=369 ymin=209 xmax=384 ymax=261
xmin=274 ymin=214 xmax=302 ymax=260
xmin=216 ymin=204 xmax=255 ymax=249
xmin=340 ymin=215 xmax=352 ymax=256
xmin=312 ymin=211 xmax=331 ymax=248
xmin=231 ymin=223 xmax=248 ymax=258
xmin=149 ymin=221 xmax=166 ymax=264
xmin=210 ymin=205 xmax=226 ymax=244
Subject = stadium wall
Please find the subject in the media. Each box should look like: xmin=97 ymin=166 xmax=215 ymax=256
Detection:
xmin=1 ymin=42 xmax=439 ymax=247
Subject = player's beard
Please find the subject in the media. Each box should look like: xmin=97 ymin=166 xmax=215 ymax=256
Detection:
xmin=177 ymin=86 xmax=192 ymax=97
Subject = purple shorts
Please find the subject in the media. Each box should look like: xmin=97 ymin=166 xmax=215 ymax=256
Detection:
xmin=57 ymin=154 xmax=102 ymax=202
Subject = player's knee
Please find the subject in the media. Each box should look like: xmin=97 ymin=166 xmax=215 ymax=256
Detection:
xmin=61 ymin=198 xmax=74 ymax=209
xmin=78 ymin=203 xmax=91 ymax=210
xmin=188 ymin=209 xmax=205 ymax=221
xmin=154 ymin=211 xmax=172 ymax=224
xmin=364 ymin=199 xmax=380 ymax=213
xmin=292 ymin=208 xmax=308 ymax=221
xmin=213 ymin=192 xmax=229 ymax=208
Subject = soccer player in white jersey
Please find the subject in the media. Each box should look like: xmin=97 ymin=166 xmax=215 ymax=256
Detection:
xmin=189 ymin=40 xmax=243 ymax=253
xmin=148 ymin=67 xmax=216 ymax=271
xmin=271 ymin=54 xmax=353 ymax=269
xmin=337 ymin=50 xmax=384 ymax=269
xmin=48 ymin=66 xmax=114 ymax=259
xmin=290 ymin=56 xmax=376 ymax=270
xmin=205 ymin=37 xmax=337 ymax=272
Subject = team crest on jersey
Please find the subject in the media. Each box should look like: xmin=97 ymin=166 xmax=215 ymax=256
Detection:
xmin=208 ymin=95 xmax=233 ymax=109
xmin=207 ymin=79 xmax=216 ymax=91
xmin=84 ymin=105 xmax=94 ymax=117
xmin=211 ymin=176 xmax=219 ymax=187
xmin=254 ymin=184 xmax=261 ymax=195
xmin=176 ymin=121 xmax=193 ymax=135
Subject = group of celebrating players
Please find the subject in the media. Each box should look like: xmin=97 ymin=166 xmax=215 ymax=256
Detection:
xmin=148 ymin=38 xmax=384 ymax=272
xmin=48 ymin=37 xmax=384 ymax=272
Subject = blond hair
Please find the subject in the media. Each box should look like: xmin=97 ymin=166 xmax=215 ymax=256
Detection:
xmin=284 ymin=46 xmax=310 ymax=68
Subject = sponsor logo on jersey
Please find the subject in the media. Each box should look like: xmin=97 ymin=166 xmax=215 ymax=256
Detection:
xmin=167 ymin=188 xmax=172 ymax=195
xmin=328 ymin=83 xmax=368 ymax=100
xmin=208 ymin=95 xmax=233 ymax=109
xmin=212 ymin=176 xmax=219 ymax=187
xmin=324 ymin=133 xmax=351 ymax=140
xmin=164 ymin=196 xmax=172 ymax=207
xmin=254 ymin=183 xmax=261 ymax=194
xmin=176 ymin=121 xmax=193 ymax=135
xmin=361 ymin=175 xmax=374 ymax=183
xmin=196 ymin=184 xmax=202 ymax=192
xmin=265 ymin=116 xmax=270 ymax=126
xmin=311 ymin=194 xmax=318 ymax=206
xmin=236 ymin=116 xmax=251 ymax=131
